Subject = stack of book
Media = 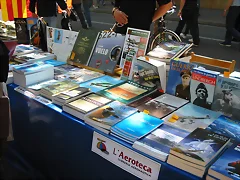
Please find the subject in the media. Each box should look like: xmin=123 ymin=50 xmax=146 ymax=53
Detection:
xmin=84 ymin=101 xmax=138 ymax=134
xmin=12 ymin=44 xmax=41 ymax=56
xmin=111 ymin=112 xmax=164 ymax=144
xmin=14 ymin=52 xmax=56 ymax=63
xmin=13 ymin=62 xmax=54 ymax=87
xmin=167 ymin=128 xmax=230 ymax=177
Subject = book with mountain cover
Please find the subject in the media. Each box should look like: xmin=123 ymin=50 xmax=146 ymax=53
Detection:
xmin=170 ymin=128 xmax=230 ymax=167
xmin=88 ymin=31 xmax=125 ymax=73
xmin=84 ymin=101 xmax=138 ymax=130
xmin=27 ymin=79 xmax=58 ymax=95
xmin=133 ymin=124 xmax=189 ymax=161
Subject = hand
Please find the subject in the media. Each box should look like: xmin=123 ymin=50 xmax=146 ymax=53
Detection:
xmin=177 ymin=11 xmax=182 ymax=17
xmin=113 ymin=9 xmax=128 ymax=26
xmin=223 ymin=10 xmax=227 ymax=17
xmin=65 ymin=8 xmax=71 ymax=17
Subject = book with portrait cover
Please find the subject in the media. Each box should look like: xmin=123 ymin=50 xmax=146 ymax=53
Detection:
xmin=98 ymin=80 xmax=154 ymax=104
xmin=88 ymin=31 xmax=125 ymax=73
xmin=70 ymin=29 xmax=100 ymax=66
xmin=190 ymin=67 xmax=220 ymax=110
xmin=206 ymin=115 xmax=240 ymax=142
xmin=212 ymin=75 xmax=240 ymax=120
xmin=133 ymin=124 xmax=189 ymax=161
xmin=166 ymin=59 xmax=197 ymax=101
xmin=164 ymin=103 xmax=222 ymax=132
xmin=170 ymin=128 xmax=230 ymax=166
xmin=208 ymin=141 xmax=240 ymax=180
xmin=14 ymin=18 xmax=29 ymax=44
xmin=79 ymin=75 xmax=124 ymax=93
xmin=84 ymin=101 xmax=137 ymax=130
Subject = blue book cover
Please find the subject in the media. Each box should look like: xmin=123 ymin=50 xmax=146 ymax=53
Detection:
xmin=111 ymin=112 xmax=164 ymax=142
xmin=207 ymin=115 xmax=240 ymax=142
xmin=134 ymin=124 xmax=189 ymax=161
xmin=166 ymin=59 xmax=196 ymax=101
xmin=85 ymin=101 xmax=137 ymax=129
xmin=43 ymin=59 xmax=66 ymax=67
xmin=209 ymin=141 xmax=240 ymax=179
xmin=14 ymin=61 xmax=53 ymax=74
xmin=171 ymin=128 xmax=230 ymax=166
xmin=80 ymin=75 xmax=124 ymax=93
xmin=164 ymin=103 xmax=222 ymax=132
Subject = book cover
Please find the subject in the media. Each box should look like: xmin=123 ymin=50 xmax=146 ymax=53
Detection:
xmin=85 ymin=101 xmax=137 ymax=129
xmin=53 ymin=87 xmax=89 ymax=101
xmin=212 ymin=75 xmax=240 ymax=120
xmin=88 ymin=31 xmax=125 ymax=73
xmin=28 ymin=79 xmax=58 ymax=92
xmin=70 ymin=29 xmax=99 ymax=65
xmin=27 ymin=18 xmax=38 ymax=44
xmin=166 ymin=59 xmax=197 ymax=101
xmin=134 ymin=124 xmax=189 ymax=161
xmin=99 ymin=81 xmax=152 ymax=104
xmin=190 ymin=68 xmax=219 ymax=110
xmin=79 ymin=75 xmax=124 ymax=93
xmin=66 ymin=93 xmax=112 ymax=114
xmin=14 ymin=18 xmax=29 ymax=44
xmin=209 ymin=142 xmax=240 ymax=180
xmin=207 ymin=115 xmax=240 ymax=142
xmin=164 ymin=103 xmax=222 ymax=132
xmin=137 ymin=94 xmax=188 ymax=119
xmin=12 ymin=44 xmax=40 ymax=56
xmin=120 ymin=28 xmax=150 ymax=69
xmin=43 ymin=59 xmax=66 ymax=67
xmin=171 ymin=128 xmax=230 ymax=166
xmin=15 ymin=52 xmax=56 ymax=63
xmin=111 ymin=112 xmax=164 ymax=143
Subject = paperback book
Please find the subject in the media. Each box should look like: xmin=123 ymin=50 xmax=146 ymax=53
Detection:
xmin=111 ymin=112 xmax=164 ymax=144
xmin=190 ymin=67 xmax=219 ymax=110
xmin=208 ymin=141 xmax=240 ymax=180
xmin=43 ymin=59 xmax=66 ymax=67
xmin=12 ymin=44 xmax=41 ymax=56
xmin=88 ymin=31 xmax=125 ymax=73
xmin=212 ymin=75 xmax=240 ymax=120
xmin=164 ymin=103 xmax=222 ymax=132
xmin=79 ymin=75 xmax=124 ymax=93
xmin=63 ymin=93 xmax=112 ymax=120
xmin=133 ymin=124 xmax=189 ymax=161
xmin=27 ymin=79 xmax=58 ymax=95
xmin=14 ymin=52 xmax=56 ymax=63
xmin=170 ymin=128 xmax=230 ymax=166
xmin=27 ymin=18 xmax=38 ymax=43
xmin=166 ymin=59 xmax=197 ymax=101
xmin=70 ymin=29 xmax=100 ymax=66
xmin=84 ymin=101 xmax=137 ymax=130
xmin=14 ymin=18 xmax=29 ymax=44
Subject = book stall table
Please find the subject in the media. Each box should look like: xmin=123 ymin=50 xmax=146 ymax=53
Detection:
xmin=6 ymin=83 xmax=200 ymax=180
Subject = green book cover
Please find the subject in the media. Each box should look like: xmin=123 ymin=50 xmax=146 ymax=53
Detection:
xmin=70 ymin=29 xmax=100 ymax=66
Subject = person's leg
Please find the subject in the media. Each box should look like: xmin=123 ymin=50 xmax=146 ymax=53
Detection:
xmin=72 ymin=3 xmax=88 ymax=29
xmin=184 ymin=23 xmax=190 ymax=35
xmin=175 ymin=11 xmax=187 ymax=36
xmin=187 ymin=7 xmax=200 ymax=45
xmin=83 ymin=0 xmax=92 ymax=27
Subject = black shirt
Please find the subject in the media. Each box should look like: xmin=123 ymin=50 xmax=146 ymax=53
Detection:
xmin=114 ymin=0 xmax=171 ymax=34
xmin=175 ymin=84 xmax=191 ymax=101
xmin=183 ymin=0 xmax=198 ymax=10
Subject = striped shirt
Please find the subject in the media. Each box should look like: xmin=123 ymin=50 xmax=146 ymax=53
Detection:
xmin=232 ymin=0 xmax=240 ymax=6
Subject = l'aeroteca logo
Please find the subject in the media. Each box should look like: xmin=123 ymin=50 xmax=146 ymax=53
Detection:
xmin=97 ymin=138 xmax=109 ymax=155
xmin=82 ymin=37 xmax=89 ymax=41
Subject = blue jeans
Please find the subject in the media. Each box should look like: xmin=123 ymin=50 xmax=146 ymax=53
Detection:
xmin=83 ymin=0 xmax=92 ymax=27
xmin=42 ymin=16 xmax=57 ymax=28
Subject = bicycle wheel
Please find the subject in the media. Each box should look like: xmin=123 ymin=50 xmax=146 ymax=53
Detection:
xmin=148 ymin=29 xmax=182 ymax=51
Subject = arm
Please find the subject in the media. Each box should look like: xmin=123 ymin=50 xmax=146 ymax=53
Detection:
xmin=56 ymin=0 xmax=68 ymax=11
xmin=179 ymin=0 xmax=186 ymax=13
xmin=152 ymin=1 xmax=172 ymax=22
xmin=112 ymin=0 xmax=128 ymax=25
xmin=29 ymin=0 xmax=37 ymax=13
xmin=223 ymin=0 xmax=233 ymax=16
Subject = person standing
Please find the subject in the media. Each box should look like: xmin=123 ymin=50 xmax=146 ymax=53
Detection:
xmin=82 ymin=0 xmax=93 ymax=28
xmin=175 ymin=0 xmax=200 ymax=46
xmin=220 ymin=0 xmax=240 ymax=47
xmin=72 ymin=0 xmax=88 ymax=29
xmin=29 ymin=0 xmax=70 ymax=28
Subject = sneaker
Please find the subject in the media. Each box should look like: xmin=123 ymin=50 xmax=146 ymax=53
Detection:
xmin=219 ymin=42 xmax=231 ymax=47
xmin=180 ymin=33 xmax=187 ymax=39
xmin=188 ymin=38 xmax=193 ymax=43
xmin=93 ymin=5 xmax=99 ymax=9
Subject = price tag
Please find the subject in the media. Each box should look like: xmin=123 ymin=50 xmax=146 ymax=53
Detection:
xmin=224 ymin=71 xmax=230 ymax=78
xmin=143 ymin=110 xmax=150 ymax=114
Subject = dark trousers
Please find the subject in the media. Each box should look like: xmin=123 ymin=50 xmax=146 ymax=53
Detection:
xmin=175 ymin=7 xmax=200 ymax=44
xmin=0 ymin=139 xmax=6 ymax=180
xmin=72 ymin=3 xmax=88 ymax=28
xmin=82 ymin=0 xmax=92 ymax=27
xmin=225 ymin=6 xmax=240 ymax=43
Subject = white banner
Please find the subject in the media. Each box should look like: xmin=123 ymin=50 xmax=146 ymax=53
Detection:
xmin=92 ymin=132 xmax=161 ymax=180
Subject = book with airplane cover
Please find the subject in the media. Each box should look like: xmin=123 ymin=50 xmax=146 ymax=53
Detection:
xmin=166 ymin=59 xmax=197 ymax=101
xmin=14 ymin=52 xmax=56 ymax=63
xmin=111 ymin=112 xmax=164 ymax=144
xmin=40 ymin=80 xmax=79 ymax=99
xmin=133 ymin=124 xmax=189 ymax=161
xmin=206 ymin=115 xmax=240 ymax=142
xmin=27 ymin=79 xmax=58 ymax=95
xmin=136 ymin=93 xmax=188 ymax=119
xmin=52 ymin=87 xmax=90 ymax=106
xmin=63 ymin=93 xmax=112 ymax=120
xmin=164 ymin=103 xmax=222 ymax=132
xmin=120 ymin=28 xmax=150 ymax=69
xmin=98 ymin=81 xmax=154 ymax=104
xmin=84 ymin=101 xmax=138 ymax=130
xmin=70 ymin=29 xmax=100 ymax=66
xmin=190 ymin=67 xmax=219 ymax=110
xmin=14 ymin=18 xmax=29 ymax=44
xmin=88 ymin=31 xmax=125 ymax=73
xmin=170 ymin=128 xmax=230 ymax=167
xmin=122 ymin=56 xmax=166 ymax=91
xmin=208 ymin=141 xmax=240 ymax=180
xmin=79 ymin=75 xmax=124 ymax=93
xmin=212 ymin=75 xmax=240 ymax=120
